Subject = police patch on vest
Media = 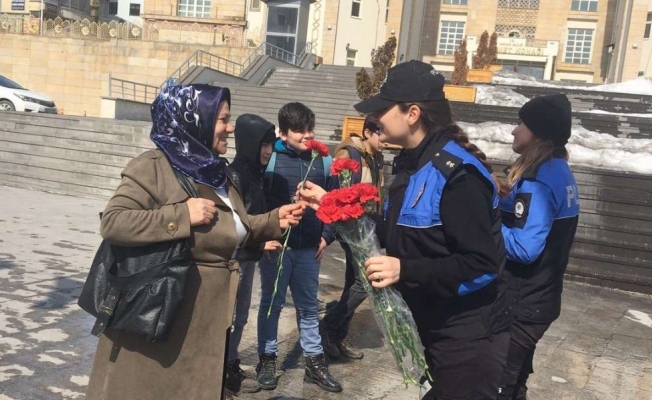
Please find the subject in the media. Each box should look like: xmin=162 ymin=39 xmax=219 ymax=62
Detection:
xmin=514 ymin=199 xmax=526 ymax=219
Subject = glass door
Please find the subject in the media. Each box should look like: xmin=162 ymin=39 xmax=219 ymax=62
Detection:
xmin=265 ymin=4 xmax=299 ymax=63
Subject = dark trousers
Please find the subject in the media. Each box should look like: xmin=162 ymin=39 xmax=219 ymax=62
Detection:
xmin=322 ymin=241 xmax=368 ymax=341
xmin=497 ymin=320 xmax=551 ymax=400
xmin=422 ymin=330 xmax=511 ymax=400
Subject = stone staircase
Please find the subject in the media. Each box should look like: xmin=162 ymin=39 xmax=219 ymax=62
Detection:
xmin=0 ymin=111 xmax=236 ymax=199
xmin=222 ymin=65 xmax=365 ymax=145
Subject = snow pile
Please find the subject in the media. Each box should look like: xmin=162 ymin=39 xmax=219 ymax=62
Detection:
xmin=457 ymin=121 xmax=652 ymax=175
xmin=585 ymin=109 xmax=652 ymax=119
xmin=584 ymin=77 xmax=652 ymax=96
xmin=492 ymin=70 xmax=560 ymax=88
xmin=474 ymin=85 xmax=529 ymax=108
xmin=492 ymin=71 xmax=652 ymax=96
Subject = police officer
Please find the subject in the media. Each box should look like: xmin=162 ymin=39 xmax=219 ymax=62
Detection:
xmin=497 ymin=94 xmax=580 ymax=400
xmin=301 ymin=60 xmax=512 ymax=399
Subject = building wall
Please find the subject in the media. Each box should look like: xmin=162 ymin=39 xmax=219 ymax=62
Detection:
xmin=243 ymin=0 xmax=267 ymax=46
xmin=0 ymin=34 xmax=252 ymax=117
xmin=320 ymin=0 xmax=341 ymax=63
xmin=640 ymin=1 xmax=652 ymax=76
xmin=142 ymin=0 xmax=246 ymax=24
xmin=1 ymin=0 xmax=57 ymax=15
xmin=414 ymin=0 xmax=651 ymax=83
xmin=332 ymin=0 xmax=388 ymax=67
xmin=384 ymin=0 xmax=403 ymax=62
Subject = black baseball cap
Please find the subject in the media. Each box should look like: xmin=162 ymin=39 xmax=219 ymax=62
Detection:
xmin=354 ymin=60 xmax=446 ymax=114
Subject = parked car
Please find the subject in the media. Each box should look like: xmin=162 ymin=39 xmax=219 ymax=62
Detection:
xmin=0 ymin=75 xmax=58 ymax=114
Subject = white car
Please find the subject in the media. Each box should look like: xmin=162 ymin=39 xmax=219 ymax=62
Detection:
xmin=0 ymin=75 xmax=58 ymax=114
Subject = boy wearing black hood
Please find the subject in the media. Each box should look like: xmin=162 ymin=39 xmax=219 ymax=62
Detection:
xmin=226 ymin=114 xmax=279 ymax=395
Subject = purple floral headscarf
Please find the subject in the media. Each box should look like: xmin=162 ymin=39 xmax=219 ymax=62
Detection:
xmin=150 ymin=84 xmax=231 ymax=190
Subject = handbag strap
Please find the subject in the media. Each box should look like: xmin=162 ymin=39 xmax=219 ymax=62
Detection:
xmin=172 ymin=168 xmax=200 ymax=198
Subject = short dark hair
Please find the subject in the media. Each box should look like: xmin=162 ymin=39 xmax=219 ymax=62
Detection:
xmin=278 ymin=102 xmax=315 ymax=134
xmin=261 ymin=129 xmax=276 ymax=145
xmin=363 ymin=115 xmax=379 ymax=134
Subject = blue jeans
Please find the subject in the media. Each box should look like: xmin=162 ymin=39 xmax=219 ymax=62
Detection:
xmin=228 ymin=260 xmax=257 ymax=362
xmin=257 ymin=248 xmax=323 ymax=357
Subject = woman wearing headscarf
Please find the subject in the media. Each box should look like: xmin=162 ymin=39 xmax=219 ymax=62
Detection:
xmin=86 ymin=84 xmax=303 ymax=400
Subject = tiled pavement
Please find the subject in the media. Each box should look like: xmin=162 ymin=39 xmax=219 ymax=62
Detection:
xmin=0 ymin=185 xmax=651 ymax=399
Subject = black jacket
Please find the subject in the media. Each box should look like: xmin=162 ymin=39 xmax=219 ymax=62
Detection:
xmin=501 ymin=157 xmax=580 ymax=323
xmin=230 ymin=114 xmax=275 ymax=262
xmin=264 ymin=139 xmax=337 ymax=250
xmin=381 ymin=133 xmax=510 ymax=344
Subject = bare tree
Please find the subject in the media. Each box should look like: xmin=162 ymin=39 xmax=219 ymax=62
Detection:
xmin=356 ymin=36 xmax=398 ymax=100
xmin=451 ymin=38 xmax=469 ymax=85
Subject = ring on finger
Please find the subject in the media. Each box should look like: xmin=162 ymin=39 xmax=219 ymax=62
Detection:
xmin=376 ymin=273 xmax=382 ymax=282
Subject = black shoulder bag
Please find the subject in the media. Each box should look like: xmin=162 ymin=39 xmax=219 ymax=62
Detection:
xmin=78 ymin=170 xmax=199 ymax=343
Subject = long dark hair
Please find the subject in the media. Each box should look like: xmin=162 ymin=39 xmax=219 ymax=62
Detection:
xmin=396 ymin=100 xmax=492 ymax=172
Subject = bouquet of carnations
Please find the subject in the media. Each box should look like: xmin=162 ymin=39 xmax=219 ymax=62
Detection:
xmin=316 ymin=158 xmax=429 ymax=387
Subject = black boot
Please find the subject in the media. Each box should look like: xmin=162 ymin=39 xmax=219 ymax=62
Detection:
xmin=256 ymin=353 xmax=278 ymax=390
xmin=337 ymin=337 xmax=364 ymax=359
xmin=226 ymin=358 xmax=260 ymax=394
xmin=304 ymin=353 xmax=342 ymax=393
xmin=319 ymin=320 xmax=341 ymax=359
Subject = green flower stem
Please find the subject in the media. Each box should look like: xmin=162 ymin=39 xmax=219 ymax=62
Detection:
xmin=267 ymin=152 xmax=318 ymax=318
xmin=342 ymin=221 xmax=430 ymax=387
xmin=266 ymin=226 xmax=292 ymax=318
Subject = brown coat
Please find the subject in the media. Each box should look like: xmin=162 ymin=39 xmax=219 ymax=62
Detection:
xmin=86 ymin=149 xmax=282 ymax=400
xmin=335 ymin=136 xmax=384 ymax=201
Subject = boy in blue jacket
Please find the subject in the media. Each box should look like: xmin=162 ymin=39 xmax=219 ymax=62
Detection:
xmin=256 ymin=102 xmax=341 ymax=393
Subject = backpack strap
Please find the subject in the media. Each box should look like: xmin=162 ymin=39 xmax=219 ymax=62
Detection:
xmin=322 ymin=155 xmax=332 ymax=181
xmin=264 ymin=151 xmax=277 ymax=193
xmin=344 ymin=145 xmax=363 ymax=184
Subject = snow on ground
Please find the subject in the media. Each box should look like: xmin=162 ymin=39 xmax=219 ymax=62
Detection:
xmin=492 ymin=71 xmax=652 ymax=96
xmin=474 ymin=85 xmax=530 ymax=107
xmin=584 ymin=109 xmax=652 ymax=118
xmin=458 ymin=121 xmax=652 ymax=175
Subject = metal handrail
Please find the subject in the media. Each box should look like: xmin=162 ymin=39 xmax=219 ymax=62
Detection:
xmin=109 ymin=74 xmax=160 ymax=104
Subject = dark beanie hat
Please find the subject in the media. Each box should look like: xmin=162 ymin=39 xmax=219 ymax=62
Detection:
xmin=518 ymin=94 xmax=572 ymax=147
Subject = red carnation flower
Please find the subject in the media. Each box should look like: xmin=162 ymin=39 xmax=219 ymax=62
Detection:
xmin=331 ymin=158 xmax=361 ymax=176
xmin=305 ymin=140 xmax=330 ymax=157
xmin=353 ymin=183 xmax=380 ymax=203
xmin=316 ymin=203 xmax=344 ymax=224
xmin=333 ymin=187 xmax=359 ymax=204
xmin=341 ymin=203 xmax=365 ymax=220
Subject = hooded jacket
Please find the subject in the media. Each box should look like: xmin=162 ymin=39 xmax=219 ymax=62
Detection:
xmin=334 ymin=135 xmax=385 ymax=210
xmin=230 ymin=114 xmax=275 ymax=262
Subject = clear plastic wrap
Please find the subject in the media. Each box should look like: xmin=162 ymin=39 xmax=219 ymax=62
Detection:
xmin=335 ymin=215 xmax=428 ymax=387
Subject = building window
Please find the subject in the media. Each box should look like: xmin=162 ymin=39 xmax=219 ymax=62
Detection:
xmin=443 ymin=0 xmax=467 ymax=5
xmin=497 ymin=0 xmax=539 ymax=8
xmin=565 ymin=28 xmax=594 ymax=64
xmin=108 ymin=1 xmax=118 ymax=14
xmin=129 ymin=3 xmax=140 ymax=16
xmin=250 ymin=0 xmax=260 ymax=11
xmin=346 ymin=49 xmax=357 ymax=66
xmin=571 ymin=0 xmax=598 ymax=12
xmin=645 ymin=12 xmax=651 ymax=39
xmin=438 ymin=21 xmax=465 ymax=55
xmin=386 ymin=0 xmax=390 ymax=23
xmin=351 ymin=0 xmax=361 ymax=18
xmin=178 ymin=0 xmax=211 ymax=18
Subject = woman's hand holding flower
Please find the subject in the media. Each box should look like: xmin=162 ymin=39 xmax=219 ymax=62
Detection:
xmin=278 ymin=203 xmax=305 ymax=229
xmin=365 ymin=256 xmax=401 ymax=288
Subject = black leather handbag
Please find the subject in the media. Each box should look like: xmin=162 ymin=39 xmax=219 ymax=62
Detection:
xmin=78 ymin=170 xmax=199 ymax=343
